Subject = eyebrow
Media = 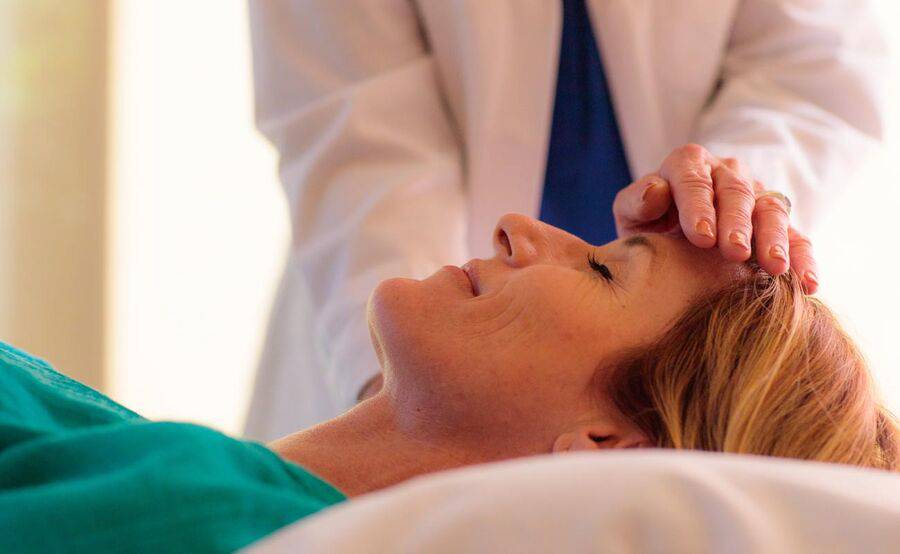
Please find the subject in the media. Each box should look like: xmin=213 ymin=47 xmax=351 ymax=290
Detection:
xmin=623 ymin=234 xmax=657 ymax=257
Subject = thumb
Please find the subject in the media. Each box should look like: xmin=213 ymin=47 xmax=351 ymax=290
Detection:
xmin=613 ymin=174 xmax=672 ymax=234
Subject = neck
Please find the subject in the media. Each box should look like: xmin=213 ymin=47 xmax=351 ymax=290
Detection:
xmin=268 ymin=393 xmax=494 ymax=497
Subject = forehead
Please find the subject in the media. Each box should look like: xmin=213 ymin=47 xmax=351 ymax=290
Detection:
xmin=620 ymin=234 xmax=748 ymax=291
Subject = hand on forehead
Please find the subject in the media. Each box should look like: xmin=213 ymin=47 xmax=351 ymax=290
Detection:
xmin=612 ymin=144 xmax=817 ymax=294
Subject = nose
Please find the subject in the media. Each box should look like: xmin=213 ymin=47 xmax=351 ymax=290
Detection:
xmin=493 ymin=213 xmax=543 ymax=267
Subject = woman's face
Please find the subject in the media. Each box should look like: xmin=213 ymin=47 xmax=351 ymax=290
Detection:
xmin=367 ymin=213 xmax=746 ymax=454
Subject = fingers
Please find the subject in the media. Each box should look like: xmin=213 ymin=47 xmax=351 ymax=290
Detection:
xmin=752 ymin=193 xmax=791 ymax=276
xmin=612 ymin=174 xmax=672 ymax=236
xmin=659 ymin=144 xmax=717 ymax=248
xmin=646 ymin=147 xmax=817 ymax=292
xmin=720 ymin=157 xmax=742 ymax=174
xmin=712 ymin=164 xmax=755 ymax=262
xmin=788 ymin=227 xmax=819 ymax=294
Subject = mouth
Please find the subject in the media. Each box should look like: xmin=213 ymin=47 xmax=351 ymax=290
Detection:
xmin=461 ymin=261 xmax=480 ymax=296
xmin=440 ymin=265 xmax=476 ymax=296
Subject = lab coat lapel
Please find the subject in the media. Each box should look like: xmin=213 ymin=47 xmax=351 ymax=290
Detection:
xmin=456 ymin=0 xmax=561 ymax=254
xmin=586 ymin=0 xmax=668 ymax=177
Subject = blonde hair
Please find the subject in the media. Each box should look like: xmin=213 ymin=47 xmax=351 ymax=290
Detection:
xmin=604 ymin=265 xmax=899 ymax=471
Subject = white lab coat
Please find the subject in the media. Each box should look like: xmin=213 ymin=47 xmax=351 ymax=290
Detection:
xmin=243 ymin=0 xmax=887 ymax=440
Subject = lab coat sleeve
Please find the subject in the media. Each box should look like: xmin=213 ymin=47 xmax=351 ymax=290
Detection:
xmin=248 ymin=1 xmax=467 ymax=415
xmin=692 ymin=0 xmax=888 ymax=232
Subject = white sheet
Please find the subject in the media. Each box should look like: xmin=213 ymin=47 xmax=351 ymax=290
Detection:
xmin=247 ymin=450 xmax=900 ymax=553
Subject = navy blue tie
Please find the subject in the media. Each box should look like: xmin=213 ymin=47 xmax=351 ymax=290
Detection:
xmin=539 ymin=0 xmax=632 ymax=246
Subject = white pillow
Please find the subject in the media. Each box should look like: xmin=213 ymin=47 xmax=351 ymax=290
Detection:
xmin=247 ymin=450 xmax=900 ymax=553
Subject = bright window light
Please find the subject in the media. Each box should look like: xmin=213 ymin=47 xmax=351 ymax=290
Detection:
xmin=108 ymin=0 xmax=289 ymax=434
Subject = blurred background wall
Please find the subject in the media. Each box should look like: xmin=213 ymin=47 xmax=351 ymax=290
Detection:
xmin=1 ymin=0 xmax=899 ymax=436
xmin=0 ymin=2 xmax=108 ymax=389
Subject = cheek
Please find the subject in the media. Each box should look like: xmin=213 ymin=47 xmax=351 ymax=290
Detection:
xmin=456 ymin=286 xmax=607 ymax=432
xmin=467 ymin=273 xmax=613 ymax=383
xmin=598 ymin=297 xmax=701 ymax=365
xmin=523 ymin=272 xmax=610 ymax=340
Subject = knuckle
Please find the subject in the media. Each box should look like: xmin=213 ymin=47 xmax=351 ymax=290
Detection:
xmin=759 ymin=217 xmax=789 ymax=240
xmin=674 ymin=143 xmax=707 ymax=160
xmin=792 ymin=254 xmax=817 ymax=272
xmin=718 ymin=177 xmax=755 ymax=201
xmin=754 ymin=196 xmax=790 ymax=218
xmin=680 ymin=171 xmax=714 ymax=193
xmin=722 ymin=208 xmax=753 ymax=227
xmin=721 ymin=158 xmax=743 ymax=174
xmin=688 ymin=201 xmax=715 ymax=218
xmin=791 ymin=234 xmax=814 ymax=250
xmin=768 ymin=228 xmax=790 ymax=245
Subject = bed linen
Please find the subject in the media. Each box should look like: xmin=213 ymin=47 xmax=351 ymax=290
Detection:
xmin=248 ymin=449 xmax=900 ymax=553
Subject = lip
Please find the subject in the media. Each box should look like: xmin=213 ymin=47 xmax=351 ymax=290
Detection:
xmin=443 ymin=265 xmax=476 ymax=296
xmin=461 ymin=261 xmax=480 ymax=296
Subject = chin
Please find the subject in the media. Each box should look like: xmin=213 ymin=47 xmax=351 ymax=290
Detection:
xmin=368 ymin=276 xmax=420 ymax=322
xmin=368 ymin=278 xmax=430 ymax=364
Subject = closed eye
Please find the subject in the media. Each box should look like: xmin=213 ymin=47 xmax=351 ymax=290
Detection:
xmin=588 ymin=253 xmax=614 ymax=281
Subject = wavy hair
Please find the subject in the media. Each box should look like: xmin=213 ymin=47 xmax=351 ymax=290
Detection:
xmin=603 ymin=265 xmax=899 ymax=471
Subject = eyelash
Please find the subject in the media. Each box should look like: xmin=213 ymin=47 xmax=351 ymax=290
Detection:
xmin=588 ymin=253 xmax=615 ymax=282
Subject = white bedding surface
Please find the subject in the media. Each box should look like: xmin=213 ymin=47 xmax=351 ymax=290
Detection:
xmin=248 ymin=450 xmax=900 ymax=553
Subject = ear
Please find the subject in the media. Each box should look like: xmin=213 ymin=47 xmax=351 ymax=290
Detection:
xmin=552 ymin=423 xmax=649 ymax=453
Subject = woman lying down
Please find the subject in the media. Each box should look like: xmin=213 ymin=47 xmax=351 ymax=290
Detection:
xmin=1 ymin=214 xmax=897 ymax=552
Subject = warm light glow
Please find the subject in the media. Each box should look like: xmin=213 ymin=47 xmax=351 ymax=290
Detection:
xmin=812 ymin=0 xmax=900 ymax=416
xmin=108 ymin=0 xmax=289 ymax=434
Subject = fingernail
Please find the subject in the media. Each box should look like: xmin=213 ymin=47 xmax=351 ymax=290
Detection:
xmin=769 ymin=245 xmax=787 ymax=261
xmin=729 ymin=231 xmax=749 ymax=250
xmin=695 ymin=219 xmax=715 ymax=239
xmin=805 ymin=271 xmax=819 ymax=288
xmin=641 ymin=182 xmax=661 ymax=202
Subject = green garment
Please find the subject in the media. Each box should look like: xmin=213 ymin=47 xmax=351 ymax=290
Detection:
xmin=0 ymin=341 xmax=346 ymax=552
